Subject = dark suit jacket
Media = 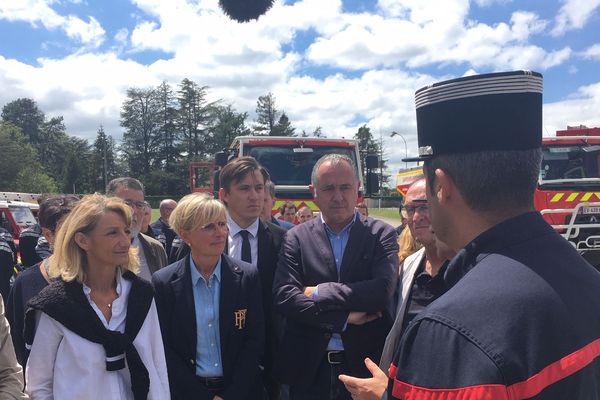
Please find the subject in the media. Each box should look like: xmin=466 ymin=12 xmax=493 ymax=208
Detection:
xmin=273 ymin=214 xmax=399 ymax=385
xmin=152 ymin=254 xmax=265 ymax=400
xmin=254 ymin=220 xmax=286 ymax=376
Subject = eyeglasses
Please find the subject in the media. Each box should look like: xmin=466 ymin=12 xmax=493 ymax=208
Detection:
xmin=124 ymin=200 xmax=149 ymax=210
xmin=405 ymin=204 xmax=429 ymax=216
xmin=201 ymin=221 xmax=228 ymax=232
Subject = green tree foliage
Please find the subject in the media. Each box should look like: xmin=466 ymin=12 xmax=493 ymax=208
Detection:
xmin=209 ymin=104 xmax=251 ymax=153
xmin=254 ymin=92 xmax=279 ymax=134
xmin=300 ymin=126 xmax=325 ymax=137
xmin=177 ymin=79 xmax=214 ymax=160
xmin=91 ymin=126 xmax=118 ymax=192
xmin=120 ymin=87 xmax=162 ymax=177
xmin=0 ymin=122 xmax=57 ymax=192
xmin=271 ymin=112 xmax=295 ymax=136
xmin=155 ymin=81 xmax=180 ymax=172
xmin=1 ymin=98 xmax=45 ymax=145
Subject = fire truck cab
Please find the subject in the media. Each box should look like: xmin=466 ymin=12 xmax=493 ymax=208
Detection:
xmin=213 ymin=136 xmax=378 ymax=217
xmin=536 ymin=126 xmax=600 ymax=268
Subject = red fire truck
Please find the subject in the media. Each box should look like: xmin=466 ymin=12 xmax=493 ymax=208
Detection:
xmin=394 ymin=126 xmax=600 ymax=268
xmin=203 ymin=136 xmax=378 ymax=217
xmin=537 ymin=126 xmax=600 ymax=267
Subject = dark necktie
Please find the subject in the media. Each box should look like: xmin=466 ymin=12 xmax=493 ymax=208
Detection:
xmin=239 ymin=230 xmax=252 ymax=264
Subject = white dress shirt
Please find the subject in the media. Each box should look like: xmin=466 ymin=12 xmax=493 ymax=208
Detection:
xmin=227 ymin=215 xmax=259 ymax=267
xmin=26 ymin=272 xmax=171 ymax=400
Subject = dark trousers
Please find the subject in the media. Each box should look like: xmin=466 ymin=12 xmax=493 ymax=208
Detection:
xmin=289 ymin=353 xmax=351 ymax=400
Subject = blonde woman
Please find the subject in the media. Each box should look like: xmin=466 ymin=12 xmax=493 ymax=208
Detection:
xmin=24 ymin=194 xmax=170 ymax=400
xmin=152 ymin=193 xmax=264 ymax=400
xmin=398 ymin=225 xmax=422 ymax=264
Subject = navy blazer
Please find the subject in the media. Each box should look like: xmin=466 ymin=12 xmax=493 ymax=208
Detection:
xmin=273 ymin=214 xmax=399 ymax=385
xmin=152 ymin=254 xmax=265 ymax=400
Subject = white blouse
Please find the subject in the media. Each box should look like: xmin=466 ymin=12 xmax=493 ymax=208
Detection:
xmin=25 ymin=273 xmax=170 ymax=400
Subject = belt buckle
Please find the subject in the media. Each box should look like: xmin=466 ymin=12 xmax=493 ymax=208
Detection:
xmin=327 ymin=351 xmax=342 ymax=365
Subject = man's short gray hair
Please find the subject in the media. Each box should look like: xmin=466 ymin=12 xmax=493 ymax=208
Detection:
xmin=424 ymin=148 xmax=542 ymax=213
xmin=311 ymin=154 xmax=359 ymax=186
xmin=106 ymin=177 xmax=145 ymax=197
xmin=265 ymin=181 xmax=276 ymax=198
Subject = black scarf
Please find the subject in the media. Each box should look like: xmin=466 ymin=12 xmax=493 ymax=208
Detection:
xmin=24 ymin=271 xmax=154 ymax=400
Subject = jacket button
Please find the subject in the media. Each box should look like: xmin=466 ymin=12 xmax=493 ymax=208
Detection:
xmin=190 ymin=359 xmax=195 ymax=365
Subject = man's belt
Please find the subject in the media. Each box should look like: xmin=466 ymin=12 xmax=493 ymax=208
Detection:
xmin=197 ymin=376 xmax=225 ymax=390
xmin=326 ymin=351 xmax=346 ymax=365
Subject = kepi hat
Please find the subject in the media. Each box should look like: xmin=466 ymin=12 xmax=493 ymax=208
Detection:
xmin=403 ymin=70 xmax=543 ymax=162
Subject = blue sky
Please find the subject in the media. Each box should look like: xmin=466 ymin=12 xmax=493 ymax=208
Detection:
xmin=1 ymin=0 xmax=600 ymax=177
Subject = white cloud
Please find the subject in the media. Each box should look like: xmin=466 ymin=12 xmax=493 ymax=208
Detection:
xmin=580 ymin=43 xmax=600 ymax=60
xmin=544 ymin=82 xmax=600 ymax=136
xmin=306 ymin=4 xmax=561 ymax=72
xmin=0 ymin=0 xmax=105 ymax=47
xmin=551 ymin=0 xmax=600 ymax=36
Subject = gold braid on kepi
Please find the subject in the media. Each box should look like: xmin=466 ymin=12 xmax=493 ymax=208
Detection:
xmin=219 ymin=0 xmax=275 ymax=22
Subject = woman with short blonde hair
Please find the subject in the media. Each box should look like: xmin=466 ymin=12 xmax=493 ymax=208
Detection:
xmin=25 ymin=193 xmax=170 ymax=400
xmin=153 ymin=192 xmax=265 ymax=399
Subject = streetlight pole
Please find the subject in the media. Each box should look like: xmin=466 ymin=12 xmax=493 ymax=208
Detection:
xmin=391 ymin=131 xmax=408 ymax=169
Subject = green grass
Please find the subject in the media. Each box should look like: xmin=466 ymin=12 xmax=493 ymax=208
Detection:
xmin=369 ymin=208 xmax=402 ymax=224
xmin=151 ymin=209 xmax=160 ymax=222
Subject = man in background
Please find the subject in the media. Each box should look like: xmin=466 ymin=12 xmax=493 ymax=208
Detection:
xmin=106 ymin=178 xmax=167 ymax=280
xmin=151 ymin=199 xmax=178 ymax=256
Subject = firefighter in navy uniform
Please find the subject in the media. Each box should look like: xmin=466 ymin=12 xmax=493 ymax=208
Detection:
xmin=0 ymin=235 xmax=15 ymax=301
xmin=386 ymin=71 xmax=600 ymax=399
xmin=18 ymin=223 xmax=42 ymax=268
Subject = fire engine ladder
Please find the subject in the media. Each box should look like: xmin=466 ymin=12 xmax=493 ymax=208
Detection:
xmin=540 ymin=201 xmax=600 ymax=251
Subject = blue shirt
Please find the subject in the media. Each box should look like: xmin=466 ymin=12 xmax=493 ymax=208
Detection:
xmin=317 ymin=212 xmax=357 ymax=351
xmin=190 ymin=255 xmax=223 ymax=377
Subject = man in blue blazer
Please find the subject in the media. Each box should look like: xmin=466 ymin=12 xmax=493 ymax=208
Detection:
xmin=152 ymin=193 xmax=264 ymax=400
xmin=273 ymin=154 xmax=399 ymax=400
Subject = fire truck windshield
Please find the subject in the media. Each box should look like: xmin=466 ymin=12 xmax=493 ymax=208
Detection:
xmin=244 ymin=145 xmax=358 ymax=186
xmin=9 ymin=206 xmax=37 ymax=228
xmin=540 ymin=144 xmax=600 ymax=184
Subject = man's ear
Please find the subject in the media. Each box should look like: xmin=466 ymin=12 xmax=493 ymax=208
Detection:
xmin=309 ymin=184 xmax=316 ymax=198
xmin=434 ymin=168 xmax=455 ymax=205
xmin=218 ymin=187 xmax=227 ymax=202
xmin=74 ymin=232 xmax=89 ymax=251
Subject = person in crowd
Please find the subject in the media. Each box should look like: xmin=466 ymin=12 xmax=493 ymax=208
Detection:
xmin=24 ymin=194 xmax=170 ymax=399
xmin=262 ymin=181 xmax=294 ymax=230
xmin=218 ymin=157 xmax=286 ymax=400
xmin=280 ymin=202 xmax=297 ymax=224
xmin=151 ymin=199 xmax=178 ymax=257
xmin=152 ymin=193 xmax=264 ymax=400
xmin=106 ymin=178 xmax=167 ymax=281
xmin=0 ymin=296 xmax=28 ymax=399
xmin=7 ymin=195 xmax=79 ymax=367
xmin=273 ymin=154 xmax=398 ymax=400
xmin=339 ymin=178 xmax=455 ymax=400
xmin=295 ymin=205 xmax=313 ymax=224
xmin=395 ymin=203 xmax=408 ymax=235
xmin=18 ymin=223 xmax=42 ymax=269
xmin=388 ymin=71 xmax=600 ymax=398
xmin=355 ymin=203 xmax=368 ymax=217
xmin=141 ymin=203 xmax=166 ymax=247
xmin=0 ymin=235 xmax=14 ymax=302
xmin=397 ymin=224 xmax=421 ymax=265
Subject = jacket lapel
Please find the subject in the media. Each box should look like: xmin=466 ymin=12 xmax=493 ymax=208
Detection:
xmin=170 ymin=256 xmax=197 ymax=358
xmin=257 ymin=220 xmax=270 ymax=271
xmin=339 ymin=214 xmax=366 ymax=281
xmin=219 ymin=255 xmax=242 ymax=355
xmin=311 ymin=218 xmax=338 ymax=280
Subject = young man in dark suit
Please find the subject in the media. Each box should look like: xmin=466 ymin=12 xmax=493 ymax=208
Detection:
xmin=152 ymin=193 xmax=264 ymax=400
xmin=273 ymin=154 xmax=399 ymax=400
xmin=218 ymin=157 xmax=287 ymax=400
